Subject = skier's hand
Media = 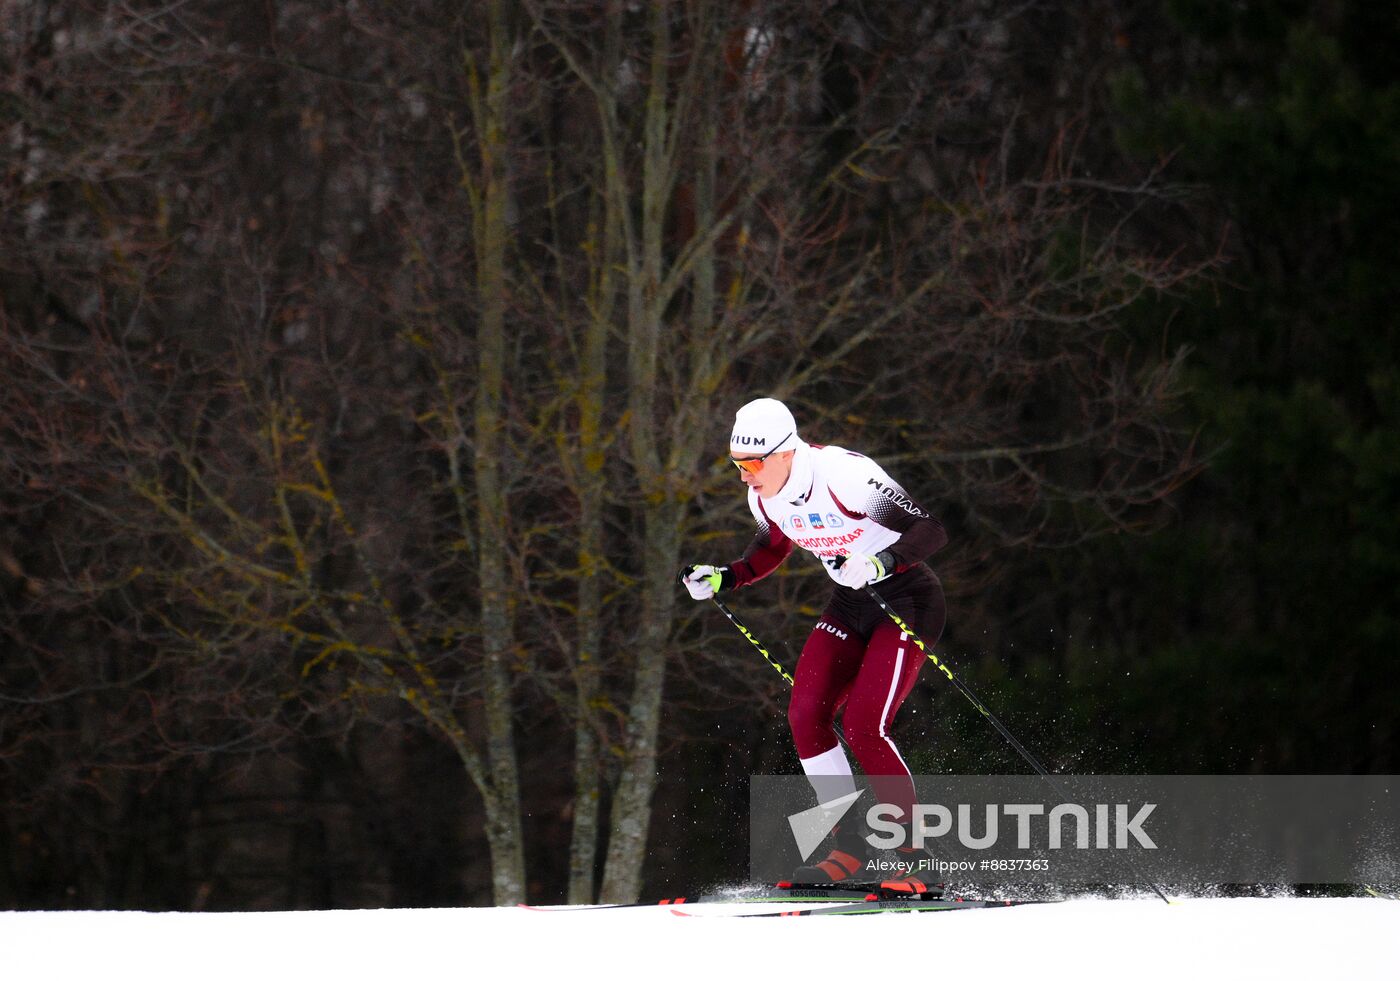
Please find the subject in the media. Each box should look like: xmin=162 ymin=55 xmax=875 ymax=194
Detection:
xmin=833 ymin=552 xmax=891 ymax=589
xmin=679 ymin=564 xmax=732 ymax=600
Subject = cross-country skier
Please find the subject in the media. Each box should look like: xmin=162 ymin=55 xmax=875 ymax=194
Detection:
xmin=680 ymin=397 xmax=948 ymax=886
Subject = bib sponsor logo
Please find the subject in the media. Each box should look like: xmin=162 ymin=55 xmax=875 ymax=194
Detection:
xmin=790 ymin=515 xmax=805 ymax=530
xmin=808 ymin=513 xmax=825 ymax=529
xmin=824 ymin=513 xmax=845 ymax=528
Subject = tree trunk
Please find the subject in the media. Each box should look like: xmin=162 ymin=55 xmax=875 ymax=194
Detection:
xmin=471 ymin=0 xmax=525 ymax=906
xmin=567 ymin=189 xmax=617 ymax=905
xmin=598 ymin=3 xmax=677 ymax=905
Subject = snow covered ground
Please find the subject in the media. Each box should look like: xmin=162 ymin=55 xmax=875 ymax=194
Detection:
xmin=3 ymin=896 xmax=1394 ymax=980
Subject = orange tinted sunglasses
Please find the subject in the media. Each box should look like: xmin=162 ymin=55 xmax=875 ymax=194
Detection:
xmin=729 ymin=432 xmax=792 ymax=474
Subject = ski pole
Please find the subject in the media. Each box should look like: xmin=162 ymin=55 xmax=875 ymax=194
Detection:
xmin=861 ymin=584 xmax=1052 ymax=779
xmin=862 ymin=583 xmax=1172 ymax=905
xmin=711 ymin=595 xmax=794 ymax=685
xmin=711 ymin=596 xmax=862 ymax=759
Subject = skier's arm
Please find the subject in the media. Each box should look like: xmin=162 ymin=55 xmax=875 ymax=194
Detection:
xmin=832 ymin=455 xmax=947 ymax=574
xmin=874 ymin=505 xmax=947 ymax=573
xmin=680 ymin=496 xmax=792 ymax=596
xmin=728 ymin=516 xmax=794 ymax=589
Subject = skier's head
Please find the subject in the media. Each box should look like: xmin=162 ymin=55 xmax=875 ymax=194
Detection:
xmin=729 ymin=397 xmax=799 ymax=498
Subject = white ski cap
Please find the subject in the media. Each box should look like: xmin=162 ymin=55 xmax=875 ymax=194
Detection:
xmin=730 ymin=397 xmax=798 ymax=455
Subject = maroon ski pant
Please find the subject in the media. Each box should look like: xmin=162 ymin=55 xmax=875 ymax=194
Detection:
xmin=787 ymin=568 xmax=945 ymax=822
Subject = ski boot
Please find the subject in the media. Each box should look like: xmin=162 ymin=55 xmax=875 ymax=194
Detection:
xmin=877 ymin=843 xmax=946 ymax=898
xmin=790 ymin=823 xmax=883 ymax=886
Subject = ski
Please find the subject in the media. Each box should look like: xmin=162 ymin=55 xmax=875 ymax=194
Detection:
xmin=519 ymin=886 xmax=875 ymax=912
xmin=670 ymin=897 xmax=1047 ymax=918
xmin=520 ymin=881 xmax=1014 ymax=912
xmin=698 ymin=881 xmax=921 ymax=903
xmin=518 ymin=896 xmax=700 ymax=912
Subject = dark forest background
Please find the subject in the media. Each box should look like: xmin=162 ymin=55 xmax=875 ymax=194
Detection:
xmin=2 ymin=1 xmax=1396 ymax=909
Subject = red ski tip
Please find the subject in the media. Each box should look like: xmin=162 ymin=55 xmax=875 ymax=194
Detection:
xmin=776 ymin=881 xmax=793 ymax=889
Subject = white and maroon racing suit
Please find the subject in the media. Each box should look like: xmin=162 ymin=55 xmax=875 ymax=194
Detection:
xmin=724 ymin=439 xmax=947 ymax=825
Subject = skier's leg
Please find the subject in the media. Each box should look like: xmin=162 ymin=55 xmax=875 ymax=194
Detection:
xmin=787 ymin=616 xmax=864 ymax=806
xmin=846 ymin=582 xmax=950 ymax=893
xmin=839 ymin=620 xmax=926 ymax=824
xmin=840 ymin=576 xmax=946 ymax=822
xmin=786 ymin=617 xmax=881 ymax=884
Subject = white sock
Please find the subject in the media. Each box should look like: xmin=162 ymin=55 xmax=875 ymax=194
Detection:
xmin=799 ymin=744 xmax=857 ymax=807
